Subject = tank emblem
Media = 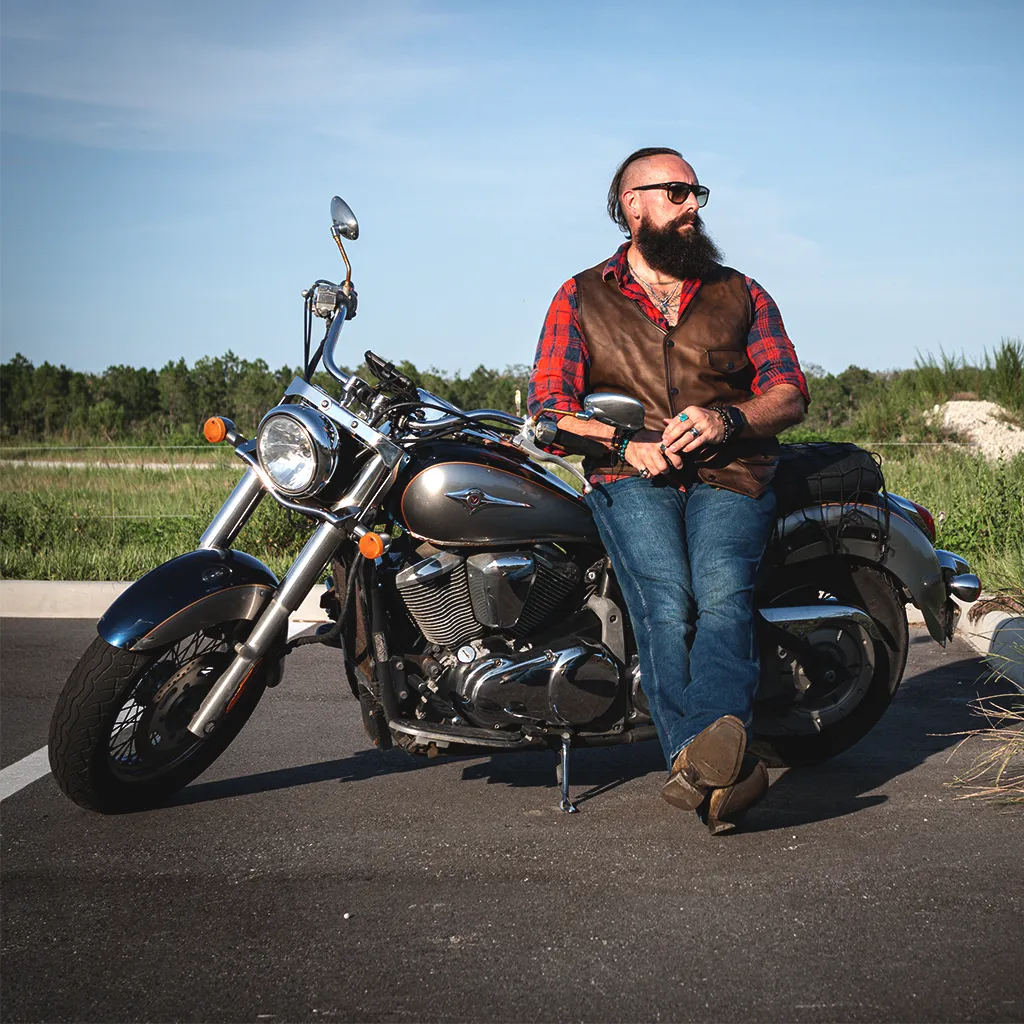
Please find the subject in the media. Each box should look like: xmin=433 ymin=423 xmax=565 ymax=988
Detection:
xmin=444 ymin=487 xmax=533 ymax=515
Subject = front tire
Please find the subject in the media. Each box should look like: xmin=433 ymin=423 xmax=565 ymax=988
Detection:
xmin=49 ymin=625 xmax=268 ymax=813
xmin=751 ymin=559 xmax=910 ymax=767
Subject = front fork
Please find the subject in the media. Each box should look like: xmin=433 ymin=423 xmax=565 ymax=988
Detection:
xmin=198 ymin=468 xmax=265 ymax=551
xmin=187 ymin=518 xmax=349 ymax=737
xmin=186 ymin=453 xmax=399 ymax=738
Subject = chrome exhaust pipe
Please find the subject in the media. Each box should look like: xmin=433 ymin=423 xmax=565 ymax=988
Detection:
xmin=759 ymin=603 xmax=882 ymax=641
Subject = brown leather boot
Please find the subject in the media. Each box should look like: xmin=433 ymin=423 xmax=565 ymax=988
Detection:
xmin=700 ymin=754 xmax=769 ymax=835
xmin=660 ymin=715 xmax=747 ymax=812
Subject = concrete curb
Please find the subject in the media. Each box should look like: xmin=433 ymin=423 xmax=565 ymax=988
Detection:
xmin=0 ymin=580 xmax=328 ymax=625
xmin=2 ymin=580 xmax=1021 ymax=691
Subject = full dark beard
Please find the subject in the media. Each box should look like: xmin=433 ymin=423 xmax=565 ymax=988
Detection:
xmin=633 ymin=214 xmax=724 ymax=281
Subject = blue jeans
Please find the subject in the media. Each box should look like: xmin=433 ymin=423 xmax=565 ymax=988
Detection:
xmin=585 ymin=478 xmax=777 ymax=771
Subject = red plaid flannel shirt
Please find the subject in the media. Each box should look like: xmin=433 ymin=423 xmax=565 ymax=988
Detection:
xmin=528 ymin=242 xmax=809 ymax=485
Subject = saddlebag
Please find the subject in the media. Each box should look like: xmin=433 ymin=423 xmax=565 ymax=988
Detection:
xmin=772 ymin=443 xmax=884 ymax=517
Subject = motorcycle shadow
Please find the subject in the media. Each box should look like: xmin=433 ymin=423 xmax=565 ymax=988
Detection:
xmin=465 ymin=651 xmax=1004 ymax=831
xmin=171 ymin=651 xmax=998 ymax=830
xmin=169 ymin=745 xmax=461 ymax=807
xmin=741 ymin=652 xmax=1002 ymax=832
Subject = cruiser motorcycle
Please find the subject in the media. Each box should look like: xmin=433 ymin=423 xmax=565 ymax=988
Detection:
xmin=49 ymin=196 xmax=982 ymax=815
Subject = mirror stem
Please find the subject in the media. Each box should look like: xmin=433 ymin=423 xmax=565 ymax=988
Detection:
xmin=331 ymin=230 xmax=353 ymax=288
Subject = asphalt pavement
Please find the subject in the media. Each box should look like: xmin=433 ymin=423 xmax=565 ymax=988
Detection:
xmin=1 ymin=618 xmax=1022 ymax=1024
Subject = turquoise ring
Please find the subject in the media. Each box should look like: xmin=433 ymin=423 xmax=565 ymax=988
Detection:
xmin=678 ymin=412 xmax=689 ymax=422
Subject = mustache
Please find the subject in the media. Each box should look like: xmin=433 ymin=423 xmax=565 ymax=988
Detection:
xmin=670 ymin=212 xmax=701 ymax=229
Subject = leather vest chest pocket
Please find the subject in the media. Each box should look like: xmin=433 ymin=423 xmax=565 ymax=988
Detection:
xmin=704 ymin=348 xmax=750 ymax=373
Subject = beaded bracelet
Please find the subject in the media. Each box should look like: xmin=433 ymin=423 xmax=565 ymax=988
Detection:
xmin=613 ymin=429 xmax=636 ymax=463
xmin=709 ymin=406 xmax=732 ymax=443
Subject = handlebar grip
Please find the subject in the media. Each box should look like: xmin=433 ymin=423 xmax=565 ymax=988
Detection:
xmin=534 ymin=420 xmax=611 ymax=459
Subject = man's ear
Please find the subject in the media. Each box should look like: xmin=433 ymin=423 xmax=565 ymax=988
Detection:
xmin=621 ymin=189 xmax=640 ymax=228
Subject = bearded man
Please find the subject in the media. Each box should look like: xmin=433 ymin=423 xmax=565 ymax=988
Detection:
xmin=528 ymin=147 xmax=809 ymax=834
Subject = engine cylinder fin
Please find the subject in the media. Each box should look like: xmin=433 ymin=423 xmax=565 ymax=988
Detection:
xmin=396 ymin=554 xmax=483 ymax=648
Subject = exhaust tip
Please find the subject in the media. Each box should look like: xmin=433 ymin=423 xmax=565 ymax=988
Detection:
xmin=950 ymin=573 xmax=981 ymax=603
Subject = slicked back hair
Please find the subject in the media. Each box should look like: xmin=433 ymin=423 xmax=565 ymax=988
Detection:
xmin=607 ymin=146 xmax=683 ymax=236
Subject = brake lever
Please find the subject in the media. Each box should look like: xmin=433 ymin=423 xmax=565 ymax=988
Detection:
xmin=510 ymin=417 xmax=592 ymax=494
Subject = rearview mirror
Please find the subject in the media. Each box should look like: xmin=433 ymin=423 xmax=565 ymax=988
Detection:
xmin=582 ymin=393 xmax=645 ymax=431
xmin=330 ymin=196 xmax=359 ymax=240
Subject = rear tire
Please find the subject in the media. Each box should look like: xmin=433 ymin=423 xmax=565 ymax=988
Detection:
xmin=49 ymin=626 xmax=268 ymax=813
xmin=750 ymin=559 xmax=909 ymax=767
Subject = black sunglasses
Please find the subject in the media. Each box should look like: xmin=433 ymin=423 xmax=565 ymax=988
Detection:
xmin=631 ymin=181 xmax=710 ymax=207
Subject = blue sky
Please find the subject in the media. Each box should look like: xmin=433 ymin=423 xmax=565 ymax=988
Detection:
xmin=1 ymin=0 xmax=1021 ymax=377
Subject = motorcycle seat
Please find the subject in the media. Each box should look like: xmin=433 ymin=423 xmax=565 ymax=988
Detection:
xmin=772 ymin=442 xmax=884 ymax=518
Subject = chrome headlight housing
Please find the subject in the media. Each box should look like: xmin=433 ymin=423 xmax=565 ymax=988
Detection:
xmin=256 ymin=404 xmax=339 ymax=498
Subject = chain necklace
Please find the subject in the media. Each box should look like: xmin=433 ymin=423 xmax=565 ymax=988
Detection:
xmin=628 ymin=261 xmax=683 ymax=319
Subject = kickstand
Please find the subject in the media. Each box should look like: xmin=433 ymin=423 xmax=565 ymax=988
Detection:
xmin=558 ymin=733 xmax=579 ymax=813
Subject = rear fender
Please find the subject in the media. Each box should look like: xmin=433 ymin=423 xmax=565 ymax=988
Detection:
xmin=774 ymin=503 xmax=945 ymax=643
xmin=97 ymin=549 xmax=278 ymax=651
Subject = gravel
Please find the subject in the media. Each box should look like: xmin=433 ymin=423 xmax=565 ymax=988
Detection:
xmin=931 ymin=399 xmax=1024 ymax=460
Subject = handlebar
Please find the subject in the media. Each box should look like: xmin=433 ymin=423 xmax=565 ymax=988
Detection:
xmin=321 ymin=301 xmax=353 ymax=386
xmin=533 ymin=419 xmax=613 ymax=459
xmin=405 ymin=408 xmax=524 ymax=433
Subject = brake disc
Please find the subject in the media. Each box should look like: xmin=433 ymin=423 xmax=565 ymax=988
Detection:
xmin=136 ymin=652 xmax=233 ymax=765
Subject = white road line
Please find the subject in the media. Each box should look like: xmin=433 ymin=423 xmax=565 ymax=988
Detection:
xmin=0 ymin=747 xmax=51 ymax=801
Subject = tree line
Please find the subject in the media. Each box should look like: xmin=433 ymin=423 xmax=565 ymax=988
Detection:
xmin=1 ymin=340 xmax=1020 ymax=445
xmin=0 ymin=351 xmax=533 ymax=443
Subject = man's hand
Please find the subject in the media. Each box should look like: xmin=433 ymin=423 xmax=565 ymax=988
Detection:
xmin=623 ymin=433 xmax=684 ymax=476
xmin=661 ymin=406 xmax=725 ymax=456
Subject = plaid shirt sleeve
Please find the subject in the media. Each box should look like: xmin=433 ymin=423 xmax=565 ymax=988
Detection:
xmin=745 ymin=277 xmax=810 ymax=406
xmin=527 ymin=278 xmax=590 ymax=418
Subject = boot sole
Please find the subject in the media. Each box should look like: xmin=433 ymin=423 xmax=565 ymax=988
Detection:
xmin=660 ymin=716 xmax=747 ymax=812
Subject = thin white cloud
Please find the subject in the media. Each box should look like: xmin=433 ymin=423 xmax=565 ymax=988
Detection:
xmin=1 ymin=0 xmax=457 ymax=149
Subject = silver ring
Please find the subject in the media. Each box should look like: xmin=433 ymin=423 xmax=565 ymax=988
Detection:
xmin=658 ymin=442 xmax=667 ymax=453
xmin=638 ymin=468 xmax=651 ymax=479
xmin=689 ymin=426 xmax=701 ymax=439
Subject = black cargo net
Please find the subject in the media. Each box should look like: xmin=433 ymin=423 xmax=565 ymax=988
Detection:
xmin=769 ymin=442 xmax=889 ymax=561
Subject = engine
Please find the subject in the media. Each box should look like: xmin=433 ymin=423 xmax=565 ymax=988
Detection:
xmin=392 ymin=545 xmax=620 ymax=728
xmin=394 ymin=545 xmax=582 ymax=648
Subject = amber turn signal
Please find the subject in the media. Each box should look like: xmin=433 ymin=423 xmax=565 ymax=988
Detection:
xmin=203 ymin=417 xmax=228 ymax=444
xmin=358 ymin=532 xmax=386 ymax=560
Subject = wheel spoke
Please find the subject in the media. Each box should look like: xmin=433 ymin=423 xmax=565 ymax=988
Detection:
xmin=106 ymin=627 xmax=235 ymax=775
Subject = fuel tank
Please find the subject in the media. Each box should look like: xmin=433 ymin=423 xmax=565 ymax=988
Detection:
xmin=394 ymin=438 xmax=599 ymax=548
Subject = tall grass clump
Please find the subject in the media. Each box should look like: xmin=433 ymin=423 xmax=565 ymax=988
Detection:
xmin=949 ymin=696 xmax=1024 ymax=805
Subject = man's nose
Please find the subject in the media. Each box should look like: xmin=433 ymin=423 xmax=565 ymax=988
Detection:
xmin=681 ymin=191 xmax=700 ymax=212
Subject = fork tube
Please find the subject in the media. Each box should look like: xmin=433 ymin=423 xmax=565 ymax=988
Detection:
xmin=198 ymin=467 xmax=266 ymax=550
xmin=187 ymin=519 xmax=348 ymax=737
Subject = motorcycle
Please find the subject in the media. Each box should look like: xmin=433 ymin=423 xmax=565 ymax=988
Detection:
xmin=48 ymin=196 xmax=983 ymax=815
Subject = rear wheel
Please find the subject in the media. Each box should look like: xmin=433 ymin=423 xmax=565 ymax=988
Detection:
xmin=49 ymin=624 xmax=268 ymax=813
xmin=750 ymin=559 xmax=909 ymax=767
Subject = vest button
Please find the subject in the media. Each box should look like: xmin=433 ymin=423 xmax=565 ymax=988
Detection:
xmin=670 ymin=387 xmax=679 ymax=396
xmin=667 ymin=340 xmax=675 ymax=348
xmin=707 ymin=473 xmax=716 ymax=480
xmin=727 ymin=361 xmax=735 ymax=369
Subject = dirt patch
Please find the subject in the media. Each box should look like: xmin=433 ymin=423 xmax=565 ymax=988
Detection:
xmin=931 ymin=400 xmax=1024 ymax=460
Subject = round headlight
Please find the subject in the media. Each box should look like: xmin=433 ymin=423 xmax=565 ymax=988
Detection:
xmin=256 ymin=406 xmax=339 ymax=497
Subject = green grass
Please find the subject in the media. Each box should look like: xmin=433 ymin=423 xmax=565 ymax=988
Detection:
xmin=881 ymin=448 xmax=1024 ymax=583
xmin=1 ymin=448 xmax=1021 ymax=586
xmin=0 ymin=464 xmax=312 ymax=580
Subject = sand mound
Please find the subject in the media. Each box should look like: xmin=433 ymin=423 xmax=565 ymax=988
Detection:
xmin=931 ymin=400 xmax=1024 ymax=460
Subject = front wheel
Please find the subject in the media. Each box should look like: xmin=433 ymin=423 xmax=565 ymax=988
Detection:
xmin=49 ymin=624 xmax=268 ymax=813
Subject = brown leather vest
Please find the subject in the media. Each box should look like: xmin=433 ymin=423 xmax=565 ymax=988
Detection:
xmin=574 ymin=261 xmax=779 ymax=498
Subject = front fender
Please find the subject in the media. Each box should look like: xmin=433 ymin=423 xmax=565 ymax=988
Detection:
xmin=775 ymin=503 xmax=946 ymax=643
xmin=98 ymin=549 xmax=279 ymax=651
